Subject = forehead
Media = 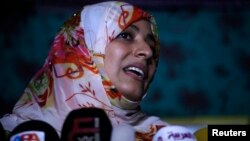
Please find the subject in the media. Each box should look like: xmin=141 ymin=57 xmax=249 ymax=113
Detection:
xmin=127 ymin=19 xmax=152 ymax=32
xmin=129 ymin=19 xmax=152 ymax=31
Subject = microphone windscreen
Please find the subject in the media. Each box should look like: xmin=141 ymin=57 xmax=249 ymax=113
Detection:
xmin=153 ymin=125 xmax=197 ymax=141
xmin=61 ymin=107 xmax=112 ymax=141
xmin=0 ymin=122 xmax=7 ymax=141
xmin=9 ymin=120 xmax=60 ymax=141
xmin=111 ymin=123 xmax=135 ymax=141
xmin=194 ymin=127 xmax=207 ymax=141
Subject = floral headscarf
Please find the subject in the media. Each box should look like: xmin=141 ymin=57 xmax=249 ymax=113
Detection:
xmin=0 ymin=1 xmax=168 ymax=140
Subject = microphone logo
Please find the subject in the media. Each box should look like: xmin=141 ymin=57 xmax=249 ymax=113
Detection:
xmin=68 ymin=117 xmax=100 ymax=141
xmin=61 ymin=108 xmax=113 ymax=141
xmin=167 ymin=131 xmax=195 ymax=140
xmin=10 ymin=131 xmax=45 ymax=141
xmin=153 ymin=126 xmax=197 ymax=141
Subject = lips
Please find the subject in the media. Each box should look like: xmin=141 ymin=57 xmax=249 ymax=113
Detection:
xmin=123 ymin=64 xmax=147 ymax=81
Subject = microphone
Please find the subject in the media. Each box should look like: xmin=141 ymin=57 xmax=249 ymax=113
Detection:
xmin=0 ymin=122 xmax=7 ymax=141
xmin=153 ymin=125 xmax=197 ymax=141
xmin=61 ymin=107 xmax=112 ymax=141
xmin=8 ymin=120 xmax=60 ymax=141
xmin=111 ymin=123 xmax=135 ymax=141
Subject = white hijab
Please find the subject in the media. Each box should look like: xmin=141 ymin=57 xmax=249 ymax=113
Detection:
xmin=1 ymin=1 xmax=168 ymax=140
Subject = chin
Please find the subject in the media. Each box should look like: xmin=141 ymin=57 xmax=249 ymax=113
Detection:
xmin=118 ymin=85 xmax=144 ymax=101
xmin=124 ymin=93 xmax=143 ymax=102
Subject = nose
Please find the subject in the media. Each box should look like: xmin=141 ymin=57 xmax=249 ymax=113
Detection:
xmin=134 ymin=40 xmax=153 ymax=59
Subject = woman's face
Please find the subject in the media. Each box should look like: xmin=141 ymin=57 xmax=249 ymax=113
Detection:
xmin=104 ymin=19 xmax=157 ymax=101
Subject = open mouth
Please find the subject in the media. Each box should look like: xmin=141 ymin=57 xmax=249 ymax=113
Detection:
xmin=123 ymin=66 xmax=145 ymax=80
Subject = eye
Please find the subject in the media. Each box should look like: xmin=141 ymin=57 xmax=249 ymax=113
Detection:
xmin=116 ymin=32 xmax=133 ymax=40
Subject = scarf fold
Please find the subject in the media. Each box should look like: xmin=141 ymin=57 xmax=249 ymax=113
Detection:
xmin=0 ymin=1 xmax=168 ymax=140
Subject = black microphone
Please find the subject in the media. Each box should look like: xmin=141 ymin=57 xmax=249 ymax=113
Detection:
xmin=0 ymin=122 xmax=7 ymax=141
xmin=61 ymin=107 xmax=112 ymax=141
xmin=9 ymin=120 xmax=60 ymax=141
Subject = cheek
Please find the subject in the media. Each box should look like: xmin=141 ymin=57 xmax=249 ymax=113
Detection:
xmin=148 ymin=64 xmax=157 ymax=81
xmin=105 ymin=42 xmax=128 ymax=62
xmin=104 ymin=43 xmax=123 ymax=72
xmin=105 ymin=48 xmax=116 ymax=67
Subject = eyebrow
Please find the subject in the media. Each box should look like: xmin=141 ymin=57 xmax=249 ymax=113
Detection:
xmin=129 ymin=24 xmax=156 ymax=45
xmin=130 ymin=24 xmax=139 ymax=32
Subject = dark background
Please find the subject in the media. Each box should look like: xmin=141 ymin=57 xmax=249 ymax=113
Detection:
xmin=0 ymin=0 xmax=249 ymax=122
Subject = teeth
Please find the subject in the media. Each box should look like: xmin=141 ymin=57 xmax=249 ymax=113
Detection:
xmin=127 ymin=67 xmax=144 ymax=77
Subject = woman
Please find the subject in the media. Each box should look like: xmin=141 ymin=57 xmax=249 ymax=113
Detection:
xmin=0 ymin=1 xmax=169 ymax=140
